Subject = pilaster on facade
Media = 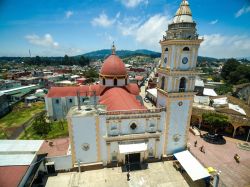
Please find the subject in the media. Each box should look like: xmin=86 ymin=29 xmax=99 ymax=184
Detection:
xmin=95 ymin=116 xmax=101 ymax=162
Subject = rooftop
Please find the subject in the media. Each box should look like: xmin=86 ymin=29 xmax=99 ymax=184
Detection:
xmin=0 ymin=140 xmax=44 ymax=166
xmin=100 ymin=87 xmax=146 ymax=111
xmin=0 ymin=166 xmax=29 ymax=187
xmin=38 ymin=138 xmax=70 ymax=157
xmin=45 ymin=161 xmax=204 ymax=187
xmin=0 ymin=140 xmax=44 ymax=152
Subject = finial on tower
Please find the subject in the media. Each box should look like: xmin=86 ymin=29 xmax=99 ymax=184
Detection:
xmin=111 ymin=42 xmax=116 ymax=55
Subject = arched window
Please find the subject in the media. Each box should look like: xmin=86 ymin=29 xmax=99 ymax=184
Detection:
xmin=102 ymin=78 xmax=105 ymax=85
xmin=179 ymin=77 xmax=186 ymax=92
xmin=183 ymin=47 xmax=190 ymax=51
xmin=114 ymin=78 xmax=117 ymax=86
xmin=125 ymin=79 xmax=127 ymax=85
xmin=161 ymin=76 xmax=165 ymax=90
xmin=165 ymin=48 xmax=168 ymax=51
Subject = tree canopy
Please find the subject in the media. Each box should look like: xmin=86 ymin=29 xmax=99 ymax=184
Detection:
xmin=202 ymin=113 xmax=229 ymax=135
xmin=221 ymin=58 xmax=250 ymax=85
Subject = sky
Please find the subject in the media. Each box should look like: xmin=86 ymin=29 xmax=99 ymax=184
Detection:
xmin=0 ymin=0 xmax=250 ymax=58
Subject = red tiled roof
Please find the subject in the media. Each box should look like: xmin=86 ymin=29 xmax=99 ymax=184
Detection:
xmin=0 ymin=166 xmax=29 ymax=187
xmin=46 ymin=84 xmax=105 ymax=98
xmin=100 ymin=55 xmax=127 ymax=76
xmin=38 ymin=138 xmax=70 ymax=157
xmin=100 ymin=87 xmax=145 ymax=111
xmin=125 ymin=83 xmax=140 ymax=95
xmin=135 ymin=76 xmax=144 ymax=81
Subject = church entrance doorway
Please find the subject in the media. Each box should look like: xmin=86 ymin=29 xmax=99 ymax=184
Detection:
xmin=125 ymin=153 xmax=141 ymax=171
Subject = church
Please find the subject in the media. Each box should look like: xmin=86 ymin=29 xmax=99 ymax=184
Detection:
xmin=46 ymin=0 xmax=203 ymax=167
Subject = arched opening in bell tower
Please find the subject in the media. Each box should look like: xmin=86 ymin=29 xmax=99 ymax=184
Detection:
xmin=183 ymin=47 xmax=190 ymax=51
xmin=102 ymin=78 xmax=106 ymax=85
xmin=179 ymin=77 xmax=186 ymax=92
xmin=161 ymin=76 xmax=165 ymax=90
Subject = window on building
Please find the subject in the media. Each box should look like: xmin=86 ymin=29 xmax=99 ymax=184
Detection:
xmin=56 ymin=99 xmax=59 ymax=104
xmin=69 ymin=98 xmax=72 ymax=103
xmin=161 ymin=76 xmax=165 ymax=90
xmin=82 ymin=98 xmax=85 ymax=102
xmin=125 ymin=79 xmax=127 ymax=85
xmin=179 ymin=77 xmax=186 ymax=92
xmin=111 ymin=125 xmax=117 ymax=130
xmin=114 ymin=78 xmax=117 ymax=86
xmin=183 ymin=47 xmax=190 ymax=51
xmin=165 ymin=48 xmax=168 ymax=51
xmin=103 ymin=78 xmax=105 ymax=85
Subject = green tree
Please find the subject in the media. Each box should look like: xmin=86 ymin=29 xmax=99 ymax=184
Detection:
xmin=79 ymin=56 xmax=90 ymax=66
xmin=214 ymin=84 xmax=233 ymax=95
xmin=32 ymin=113 xmax=50 ymax=136
xmin=202 ymin=113 xmax=229 ymax=135
xmin=221 ymin=58 xmax=240 ymax=81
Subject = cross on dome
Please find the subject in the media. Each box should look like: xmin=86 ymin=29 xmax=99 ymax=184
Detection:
xmin=111 ymin=42 xmax=116 ymax=55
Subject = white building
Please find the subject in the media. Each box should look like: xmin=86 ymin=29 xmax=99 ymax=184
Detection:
xmin=45 ymin=0 xmax=203 ymax=168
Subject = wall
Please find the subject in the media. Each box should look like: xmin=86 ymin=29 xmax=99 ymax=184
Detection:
xmin=157 ymin=92 xmax=167 ymax=107
xmin=166 ymin=99 xmax=190 ymax=154
xmin=117 ymin=79 xmax=125 ymax=86
xmin=105 ymin=79 xmax=114 ymax=87
xmin=46 ymin=96 xmax=99 ymax=120
xmin=46 ymin=155 xmax=72 ymax=171
xmin=72 ymin=116 xmax=97 ymax=164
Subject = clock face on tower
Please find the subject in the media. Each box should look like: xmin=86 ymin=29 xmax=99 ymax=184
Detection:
xmin=164 ymin=57 xmax=167 ymax=64
xmin=182 ymin=57 xmax=188 ymax=64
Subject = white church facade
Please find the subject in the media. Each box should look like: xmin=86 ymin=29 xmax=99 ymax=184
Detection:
xmin=45 ymin=0 xmax=203 ymax=167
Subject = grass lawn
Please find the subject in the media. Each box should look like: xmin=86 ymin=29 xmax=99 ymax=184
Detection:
xmin=19 ymin=120 xmax=69 ymax=140
xmin=0 ymin=101 xmax=45 ymax=139
xmin=0 ymin=101 xmax=45 ymax=128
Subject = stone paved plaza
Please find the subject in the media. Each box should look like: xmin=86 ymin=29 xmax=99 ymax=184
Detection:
xmin=45 ymin=161 xmax=204 ymax=187
xmin=188 ymin=132 xmax=250 ymax=187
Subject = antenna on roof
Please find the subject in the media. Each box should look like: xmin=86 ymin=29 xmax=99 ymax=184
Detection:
xmin=77 ymin=90 xmax=81 ymax=110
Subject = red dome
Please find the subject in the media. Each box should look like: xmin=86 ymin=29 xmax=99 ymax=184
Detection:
xmin=100 ymin=55 xmax=127 ymax=76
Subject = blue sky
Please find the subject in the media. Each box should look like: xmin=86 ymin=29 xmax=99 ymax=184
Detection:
xmin=0 ymin=0 xmax=250 ymax=58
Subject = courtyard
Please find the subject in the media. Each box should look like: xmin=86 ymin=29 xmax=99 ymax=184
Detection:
xmin=45 ymin=161 xmax=205 ymax=187
xmin=188 ymin=132 xmax=250 ymax=187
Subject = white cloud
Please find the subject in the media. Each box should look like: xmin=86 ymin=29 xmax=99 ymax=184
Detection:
xmin=65 ymin=11 xmax=74 ymax=19
xmin=25 ymin=34 xmax=59 ymax=48
xmin=209 ymin=19 xmax=218 ymax=25
xmin=235 ymin=6 xmax=250 ymax=18
xmin=91 ymin=13 xmax=116 ymax=27
xmin=119 ymin=0 xmax=148 ymax=8
xmin=118 ymin=14 xmax=171 ymax=50
xmin=200 ymin=34 xmax=250 ymax=58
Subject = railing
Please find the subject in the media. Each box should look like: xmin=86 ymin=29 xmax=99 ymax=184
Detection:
xmin=99 ymin=107 xmax=166 ymax=116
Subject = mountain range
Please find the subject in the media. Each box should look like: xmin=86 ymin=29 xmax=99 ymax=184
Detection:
xmin=82 ymin=49 xmax=218 ymax=63
xmin=82 ymin=49 xmax=161 ymax=59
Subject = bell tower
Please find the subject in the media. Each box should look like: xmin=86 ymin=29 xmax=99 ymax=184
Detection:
xmin=157 ymin=0 xmax=203 ymax=154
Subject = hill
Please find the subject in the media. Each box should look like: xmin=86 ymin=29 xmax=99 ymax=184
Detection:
xmin=82 ymin=49 xmax=161 ymax=59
